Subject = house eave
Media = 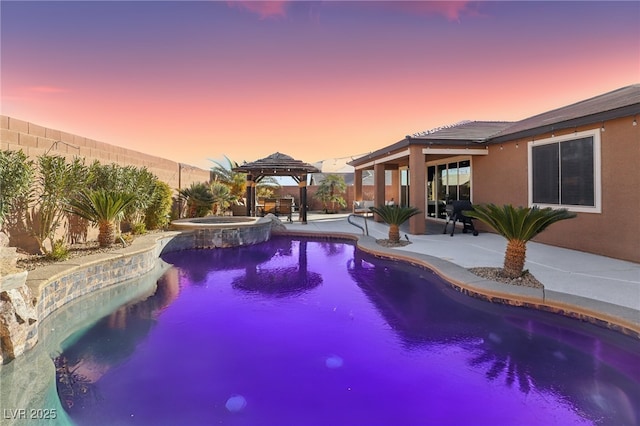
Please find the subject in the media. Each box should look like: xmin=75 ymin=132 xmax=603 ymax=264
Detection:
xmin=488 ymin=104 xmax=639 ymax=144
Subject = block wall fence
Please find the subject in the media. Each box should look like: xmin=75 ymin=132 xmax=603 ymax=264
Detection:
xmin=1 ymin=115 xmax=390 ymax=213
xmin=0 ymin=115 xmax=212 ymax=191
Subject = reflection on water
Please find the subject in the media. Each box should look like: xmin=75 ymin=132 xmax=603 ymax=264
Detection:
xmin=232 ymin=240 xmax=322 ymax=297
xmin=56 ymin=237 xmax=640 ymax=426
xmin=55 ymin=268 xmax=180 ymax=410
xmin=348 ymin=250 xmax=640 ymax=424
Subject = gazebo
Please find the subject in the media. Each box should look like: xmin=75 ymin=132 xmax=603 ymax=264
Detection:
xmin=232 ymin=152 xmax=320 ymax=224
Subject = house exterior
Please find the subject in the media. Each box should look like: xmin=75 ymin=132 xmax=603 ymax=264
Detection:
xmin=349 ymin=85 xmax=640 ymax=263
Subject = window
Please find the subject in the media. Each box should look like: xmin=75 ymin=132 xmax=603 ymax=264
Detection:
xmin=528 ymin=130 xmax=601 ymax=213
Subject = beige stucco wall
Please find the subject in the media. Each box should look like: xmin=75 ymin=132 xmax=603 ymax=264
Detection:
xmin=472 ymin=116 xmax=640 ymax=263
xmin=0 ymin=116 xmax=211 ymax=191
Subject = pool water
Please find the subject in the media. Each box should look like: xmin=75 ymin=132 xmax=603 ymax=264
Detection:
xmin=56 ymin=237 xmax=640 ymax=425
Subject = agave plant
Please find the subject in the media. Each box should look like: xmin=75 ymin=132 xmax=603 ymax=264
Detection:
xmin=67 ymin=189 xmax=136 ymax=247
xmin=464 ymin=204 xmax=576 ymax=279
xmin=369 ymin=205 xmax=422 ymax=244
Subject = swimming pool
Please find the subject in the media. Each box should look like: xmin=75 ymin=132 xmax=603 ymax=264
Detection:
xmin=55 ymin=236 xmax=640 ymax=425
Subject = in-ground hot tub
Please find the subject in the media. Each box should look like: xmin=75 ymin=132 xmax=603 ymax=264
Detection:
xmin=169 ymin=215 xmax=274 ymax=248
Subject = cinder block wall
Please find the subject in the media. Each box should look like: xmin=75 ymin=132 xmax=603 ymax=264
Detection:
xmin=1 ymin=116 xmax=212 ymax=251
xmin=0 ymin=116 xmax=211 ymax=191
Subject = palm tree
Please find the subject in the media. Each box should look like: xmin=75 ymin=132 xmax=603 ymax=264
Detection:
xmin=369 ymin=205 xmax=422 ymax=244
xmin=209 ymin=181 xmax=234 ymax=215
xmin=314 ymin=174 xmax=347 ymax=213
xmin=178 ymin=182 xmax=214 ymax=218
xmin=464 ymin=204 xmax=577 ymax=279
xmin=210 ymin=156 xmax=246 ymax=204
xmin=67 ymin=189 xmax=136 ymax=247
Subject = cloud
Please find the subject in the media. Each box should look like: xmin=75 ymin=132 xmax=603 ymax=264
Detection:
xmin=226 ymin=1 xmax=288 ymax=19
xmin=28 ymin=86 xmax=67 ymax=94
xmin=388 ymin=1 xmax=480 ymax=22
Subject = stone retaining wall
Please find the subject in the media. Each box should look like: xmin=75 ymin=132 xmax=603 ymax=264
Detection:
xmin=0 ymin=232 xmax=176 ymax=364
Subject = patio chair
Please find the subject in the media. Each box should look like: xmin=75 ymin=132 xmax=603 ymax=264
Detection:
xmin=442 ymin=200 xmax=478 ymax=237
xmin=278 ymin=198 xmax=293 ymax=222
xmin=262 ymin=199 xmax=277 ymax=216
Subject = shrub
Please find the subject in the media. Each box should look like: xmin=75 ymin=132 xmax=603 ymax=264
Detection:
xmin=0 ymin=149 xmax=33 ymax=231
xmin=145 ymin=181 xmax=173 ymax=230
xmin=48 ymin=239 xmax=69 ymax=261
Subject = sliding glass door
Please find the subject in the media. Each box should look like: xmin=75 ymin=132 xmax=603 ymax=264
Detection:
xmin=427 ymin=159 xmax=471 ymax=219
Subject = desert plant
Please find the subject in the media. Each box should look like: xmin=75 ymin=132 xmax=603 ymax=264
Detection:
xmin=0 ymin=149 xmax=33 ymax=230
xmin=144 ymin=180 xmax=173 ymax=230
xmin=130 ymin=222 xmax=147 ymax=235
xmin=210 ymin=156 xmax=246 ymax=203
xmin=27 ymin=155 xmax=88 ymax=254
xmin=314 ymin=174 xmax=347 ymax=213
xmin=67 ymin=189 xmax=136 ymax=247
xmin=256 ymin=176 xmax=281 ymax=200
xmin=209 ymin=181 xmax=234 ymax=215
xmin=369 ymin=205 xmax=422 ymax=243
xmin=178 ymin=182 xmax=214 ymax=218
xmin=87 ymin=162 xmax=157 ymax=226
xmin=48 ymin=239 xmax=70 ymax=261
xmin=464 ymin=204 xmax=577 ymax=279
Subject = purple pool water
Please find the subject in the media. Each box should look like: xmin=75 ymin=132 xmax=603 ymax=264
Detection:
xmin=56 ymin=237 xmax=640 ymax=425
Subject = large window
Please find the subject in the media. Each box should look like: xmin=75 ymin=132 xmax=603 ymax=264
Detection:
xmin=528 ymin=130 xmax=601 ymax=213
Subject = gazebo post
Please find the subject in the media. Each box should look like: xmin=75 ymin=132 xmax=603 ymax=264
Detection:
xmin=299 ymin=174 xmax=308 ymax=224
xmin=245 ymin=175 xmax=254 ymax=216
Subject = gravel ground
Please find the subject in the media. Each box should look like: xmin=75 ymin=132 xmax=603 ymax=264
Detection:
xmin=375 ymin=239 xmax=543 ymax=289
xmin=468 ymin=267 xmax=544 ymax=289
xmin=15 ymin=241 xmax=127 ymax=271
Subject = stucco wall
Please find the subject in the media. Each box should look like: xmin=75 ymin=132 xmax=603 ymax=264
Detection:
xmin=0 ymin=115 xmax=211 ymax=191
xmin=472 ymin=117 xmax=640 ymax=263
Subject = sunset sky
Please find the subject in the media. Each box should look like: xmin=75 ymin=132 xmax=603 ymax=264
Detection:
xmin=2 ymin=1 xmax=638 ymax=169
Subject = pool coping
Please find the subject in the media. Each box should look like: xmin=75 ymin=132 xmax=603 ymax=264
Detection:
xmin=274 ymin=229 xmax=640 ymax=339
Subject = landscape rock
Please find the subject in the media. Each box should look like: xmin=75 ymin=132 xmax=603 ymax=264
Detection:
xmin=262 ymin=214 xmax=287 ymax=232
xmin=0 ymin=285 xmax=38 ymax=364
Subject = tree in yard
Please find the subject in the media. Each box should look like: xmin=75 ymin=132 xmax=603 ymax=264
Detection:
xmin=314 ymin=174 xmax=347 ymax=213
xmin=0 ymin=149 xmax=33 ymax=231
xmin=209 ymin=181 xmax=234 ymax=215
xmin=256 ymin=177 xmax=281 ymax=199
xmin=210 ymin=156 xmax=246 ymax=204
xmin=464 ymin=204 xmax=577 ymax=279
xmin=178 ymin=182 xmax=214 ymax=218
xmin=27 ymin=155 xmax=88 ymax=254
xmin=369 ymin=205 xmax=422 ymax=244
xmin=67 ymin=189 xmax=136 ymax=247
xmin=87 ymin=161 xmax=157 ymax=230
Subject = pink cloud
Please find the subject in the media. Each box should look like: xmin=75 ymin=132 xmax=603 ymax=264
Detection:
xmin=377 ymin=1 xmax=480 ymax=22
xmin=226 ymin=1 xmax=288 ymax=19
xmin=28 ymin=86 xmax=67 ymax=94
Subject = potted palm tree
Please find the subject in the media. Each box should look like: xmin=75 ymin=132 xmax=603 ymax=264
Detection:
xmin=464 ymin=204 xmax=576 ymax=279
xmin=67 ymin=189 xmax=136 ymax=247
xmin=369 ymin=204 xmax=422 ymax=244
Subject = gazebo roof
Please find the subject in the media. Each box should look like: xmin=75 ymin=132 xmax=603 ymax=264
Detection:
xmin=232 ymin=152 xmax=320 ymax=177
